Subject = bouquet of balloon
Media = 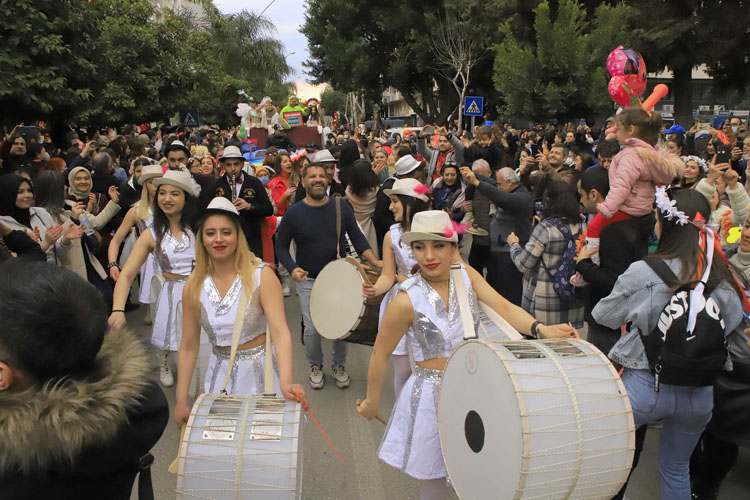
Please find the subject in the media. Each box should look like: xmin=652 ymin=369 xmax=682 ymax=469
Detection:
xmin=605 ymin=46 xmax=669 ymax=135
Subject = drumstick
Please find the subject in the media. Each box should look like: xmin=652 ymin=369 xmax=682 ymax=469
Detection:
xmin=356 ymin=399 xmax=388 ymax=425
xmin=167 ymin=423 xmax=186 ymax=475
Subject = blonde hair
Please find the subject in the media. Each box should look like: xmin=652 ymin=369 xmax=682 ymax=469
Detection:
xmin=136 ymin=182 xmax=153 ymax=220
xmin=183 ymin=214 xmax=262 ymax=314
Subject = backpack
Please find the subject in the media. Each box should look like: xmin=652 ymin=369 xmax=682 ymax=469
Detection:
xmin=540 ymin=217 xmax=582 ymax=307
xmin=642 ymin=259 xmax=728 ymax=391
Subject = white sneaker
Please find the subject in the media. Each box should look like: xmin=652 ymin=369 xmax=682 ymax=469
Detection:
xmin=282 ymin=277 xmax=291 ymax=297
xmin=331 ymin=364 xmax=351 ymax=389
xmin=160 ymin=354 xmax=174 ymax=387
xmin=309 ymin=364 xmax=324 ymax=389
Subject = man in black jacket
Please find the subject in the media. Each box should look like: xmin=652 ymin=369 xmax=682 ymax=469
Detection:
xmin=575 ymin=166 xmax=654 ymax=354
xmin=211 ymin=146 xmax=274 ymax=257
xmin=461 ymin=165 xmax=532 ymax=306
xmin=266 ymin=123 xmax=296 ymax=152
xmin=0 ymin=261 xmax=168 ymax=500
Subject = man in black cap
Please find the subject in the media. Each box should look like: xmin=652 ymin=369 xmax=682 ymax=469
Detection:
xmin=212 ymin=145 xmax=273 ymax=257
xmin=266 ymin=123 xmax=296 ymax=151
xmin=163 ymin=139 xmax=214 ymax=208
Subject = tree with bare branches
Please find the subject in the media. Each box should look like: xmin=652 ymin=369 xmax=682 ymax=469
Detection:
xmin=430 ymin=16 xmax=485 ymax=133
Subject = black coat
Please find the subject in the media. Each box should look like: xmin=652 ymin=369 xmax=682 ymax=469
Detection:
xmin=576 ymin=213 xmax=654 ymax=329
xmin=212 ymin=174 xmax=274 ymax=257
xmin=373 ymin=177 xmax=396 ymax=255
xmin=266 ymin=133 xmax=296 ymax=152
xmin=0 ymin=329 xmax=169 ymax=500
xmin=117 ymin=177 xmax=141 ymax=210
xmin=464 ymin=143 xmax=507 ymax=172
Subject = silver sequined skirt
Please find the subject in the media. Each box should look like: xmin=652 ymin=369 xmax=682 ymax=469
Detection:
xmin=377 ymin=366 xmax=445 ymax=480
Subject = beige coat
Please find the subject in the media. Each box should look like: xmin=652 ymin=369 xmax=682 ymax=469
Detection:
xmin=52 ymin=210 xmax=108 ymax=280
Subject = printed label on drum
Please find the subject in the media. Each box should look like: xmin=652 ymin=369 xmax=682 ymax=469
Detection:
xmin=543 ymin=339 xmax=584 ymax=357
xmin=465 ymin=349 xmax=478 ymax=375
xmin=505 ymin=342 xmax=545 ymax=359
xmin=203 ymin=418 xmax=236 ymax=441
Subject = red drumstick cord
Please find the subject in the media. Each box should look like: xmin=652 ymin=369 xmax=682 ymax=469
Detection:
xmin=305 ymin=407 xmax=347 ymax=465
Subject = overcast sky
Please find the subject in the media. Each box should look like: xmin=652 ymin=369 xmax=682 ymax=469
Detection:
xmin=214 ymin=0 xmax=323 ymax=99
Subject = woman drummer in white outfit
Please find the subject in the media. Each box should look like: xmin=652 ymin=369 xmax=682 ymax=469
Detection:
xmin=107 ymin=164 xmax=163 ymax=323
xmin=108 ymin=169 xmax=201 ymax=386
xmin=364 ymin=178 xmax=430 ymax=397
xmin=173 ymin=197 xmax=307 ymax=426
xmin=358 ymin=211 xmax=578 ymax=500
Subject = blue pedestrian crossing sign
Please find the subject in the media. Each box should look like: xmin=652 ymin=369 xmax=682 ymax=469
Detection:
xmin=179 ymin=109 xmax=201 ymax=127
xmin=464 ymin=96 xmax=483 ymax=117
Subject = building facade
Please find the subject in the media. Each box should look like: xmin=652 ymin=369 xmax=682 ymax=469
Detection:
xmin=150 ymin=0 xmax=207 ymax=20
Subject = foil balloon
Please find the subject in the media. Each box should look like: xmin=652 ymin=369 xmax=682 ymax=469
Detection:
xmin=608 ymin=75 xmax=639 ymax=107
xmin=606 ymin=46 xmax=648 ymax=105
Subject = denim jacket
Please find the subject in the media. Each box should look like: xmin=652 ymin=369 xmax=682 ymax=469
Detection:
xmin=592 ymin=258 xmax=750 ymax=371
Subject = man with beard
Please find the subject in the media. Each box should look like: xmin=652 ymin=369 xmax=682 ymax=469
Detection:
xmin=292 ymin=150 xmax=346 ymax=202
xmin=276 ymin=164 xmax=381 ymax=391
xmin=0 ymin=126 xmax=32 ymax=175
xmin=213 ymin=145 xmax=273 ymax=257
xmin=417 ymin=126 xmax=464 ymax=184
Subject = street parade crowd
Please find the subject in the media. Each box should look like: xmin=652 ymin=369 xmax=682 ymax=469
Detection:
xmin=1 ymin=86 xmax=750 ymax=500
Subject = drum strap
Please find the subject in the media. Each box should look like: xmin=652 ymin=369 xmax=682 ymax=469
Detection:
xmin=335 ymin=196 xmax=342 ymax=258
xmin=451 ymin=263 xmax=477 ymax=340
xmin=220 ymin=285 xmax=251 ymax=394
xmin=263 ymin=322 xmax=274 ymax=396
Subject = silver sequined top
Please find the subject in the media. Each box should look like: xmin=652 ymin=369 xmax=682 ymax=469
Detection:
xmin=399 ymin=265 xmax=479 ymax=362
xmin=150 ymin=226 xmax=194 ymax=274
xmin=390 ymin=224 xmax=417 ymax=276
xmin=199 ymin=264 xmax=268 ymax=347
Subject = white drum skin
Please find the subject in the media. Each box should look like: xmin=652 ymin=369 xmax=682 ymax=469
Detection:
xmin=311 ymin=259 xmax=366 ymax=340
xmin=439 ymin=338 xmax=635 ymax=500
xmin=176 ymin=393 xmax=303 ymax=500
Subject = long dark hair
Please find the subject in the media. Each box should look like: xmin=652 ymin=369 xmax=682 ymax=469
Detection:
xmin=648 ymin=188 xmax=742 ymax=296
xmin=397 ymin=194 xmax=430 ymax=232
xmin=348 ymin=160 xmax=380 ymax=198
xmin=151 ymin=186 xmax=199 ymax=248
xmin=542 ymin=181 xmax=580 ymax=221
xmin=34 ymin=170 xmax=66 ymax=219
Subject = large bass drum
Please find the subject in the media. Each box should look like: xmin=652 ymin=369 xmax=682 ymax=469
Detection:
xmin=439 ymin=337 xmax=634 ymax=500
xmin=176 ymin=393 xmax=303 ymax=499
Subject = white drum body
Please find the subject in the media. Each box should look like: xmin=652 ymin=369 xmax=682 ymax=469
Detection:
xmin=310 ymin=259 xmax=380 ymax=344
xmin=439 ymin=338 xmax=634 ymax=500
xmin=176 ymin=393 xmax=303 ymax=499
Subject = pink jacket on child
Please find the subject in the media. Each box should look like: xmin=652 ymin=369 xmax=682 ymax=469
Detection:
xmin=597 ymin=137 xmax=684 ymax=218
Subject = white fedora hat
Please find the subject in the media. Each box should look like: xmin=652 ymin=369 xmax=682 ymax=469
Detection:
xmin=153 ymin=169 xmax=200 ymax=197
xmin=313 ymin=149 xmax=337 ymax=163
xmin=401 ymin=210 xmax=459 ymax=245
xmin=203 ymin=196 xmax=239 ymax=218
xmin=137 ymin=164 xmax=164 ymax=185
xmin=219 ymin=145 xmax=243 ymax=162
xmin=394 ymin=155 xmax=422 ymax=176
xmin=383 ymin=178 xmax=430 ymax=202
